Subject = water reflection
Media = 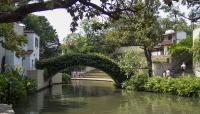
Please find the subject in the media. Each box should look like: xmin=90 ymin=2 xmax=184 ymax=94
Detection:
xmin=14 ymin=80 xmax=200 ymax=114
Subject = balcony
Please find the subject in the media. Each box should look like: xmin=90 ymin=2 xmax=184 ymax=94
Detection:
xmin=152 ymin=55 xmax=171 ymax=63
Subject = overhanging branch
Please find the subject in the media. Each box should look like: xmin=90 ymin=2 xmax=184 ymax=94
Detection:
xmin=0 ymin=0 xmax=142 ymax=23
xmin=0 ymin=0 xmax=78 ymax=23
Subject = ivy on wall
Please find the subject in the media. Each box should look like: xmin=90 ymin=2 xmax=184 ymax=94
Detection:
xmin=193 ymin=39 xmax=200 ymax=62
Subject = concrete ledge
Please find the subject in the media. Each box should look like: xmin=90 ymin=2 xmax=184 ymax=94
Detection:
xmin=71 ymin=77 xmax=114 ymax=82
xmin=0 ymin=104 xmax=14 ymax=114
xmin=27 ymin=70 xmax=63 ymax=91
xmin=52 ymin=73 xmax=62 ymax=84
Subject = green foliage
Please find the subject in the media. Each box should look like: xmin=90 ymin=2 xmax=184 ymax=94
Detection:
xmin=0 ymin=23 xmax=27 ymax=56
xmin=168 ymin=36 xmax=193 ymax=58
xmin=145 ymin=77 xmax=200 ymax=97
xmin=193 ymin=39 xmax=200 ymax=62
xmin=144 ymin=77 xmax=177 ymax=94
xmin=122 ymin=74 xmax=148 ymax=91
xmin=22 ymin=77 xmax=36 ymax=94
xmin=105 ymin=1 xmax=162 ymax=77
xmin=123 ymin=75 xmax=200 ymax=97
xmin=62 ymin=73 xmax=71 ymax=83
xmin=117 ymin=51 xmax=146 ymax=77
xmin=62 ymin=18 xmax=119 ymax=55
xmin=23 ymin=14 xmax=60 ymax=59
xmin=159 ymin=18 xmax=193 ymax=35
xmin=36 ymin=53 xmax=126 ymax=86
xmin=0 ymin=73 xmax=26 ymax=105
xmin=0 ymin=4 xmax=27 ymax=56
xmin=0 ymin=71 xmax=36 ymax=105
xmin=0 ymin=0 xmax=15 ymax=12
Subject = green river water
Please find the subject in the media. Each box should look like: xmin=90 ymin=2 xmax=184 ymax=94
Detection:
xmin=14 ymin=80 xmax=200 ymax=114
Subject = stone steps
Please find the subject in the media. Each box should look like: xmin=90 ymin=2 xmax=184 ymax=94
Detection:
xmin=83 ymin=69 xmax=111 ymax=79
xmin=0 ymin=104 xmax=14 ymax=114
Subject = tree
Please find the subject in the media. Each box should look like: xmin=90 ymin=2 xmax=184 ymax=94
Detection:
xmin=62 ymin=33 xmax=84 ymax=53
xmin=105 ymin=0 xmax=162 ymax=77
xmin=168 ymin=36 xmax=193 ymax=58
xmin=159 ymin=18 xmax=193 ymax=35
xmin=0 ymin=24 xmax=27 ymax=57
xmin=23 ymin=14 xmax=60 ymax=59
xmin=163 ymin=0 xmax=200 ymax=22
xmin=1 ymin=0 xmax=197 ymax=26
xmin=0 ymin=0 xmax=144 ymax=32
xmin=117 ymin=50 xmax=146 ymax=78
xmin=168 ymin=36 xmax=193 ymax=70
xmin=62 ymin=18 xmax=119 ymax=54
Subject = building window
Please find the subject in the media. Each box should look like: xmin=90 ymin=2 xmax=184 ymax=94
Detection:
xmin=35 ymin=37 xmax=39 ymax=48
xmin=32 ymin=60 xmax=34 ymax=68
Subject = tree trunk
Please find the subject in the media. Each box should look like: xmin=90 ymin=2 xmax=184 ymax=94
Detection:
xmin=144 ymin=46 xmax=153 ymax=77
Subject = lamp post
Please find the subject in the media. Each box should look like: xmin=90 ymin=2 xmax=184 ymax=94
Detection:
xmin=181 ymin=62 xmax=186 ymax=76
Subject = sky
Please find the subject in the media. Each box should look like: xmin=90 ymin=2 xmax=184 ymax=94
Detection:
xmin=33 ymin=9 xmax=73 ymax=42
xmin=33 ymin=1 xmax=190 ymax=43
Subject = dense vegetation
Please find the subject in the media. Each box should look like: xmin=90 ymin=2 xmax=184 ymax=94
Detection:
xmin=62 ymin=73 xmax=71 ymax=83
xmin=62 ymin=18 xmax=119 ymax=55
xmin=169 ymin=36 xmax=193 ymax=58
xmin=193 ymin=39 xmax=200 ymax=62
xmin=123 ymin=74 xmax=200 ymax=97
xmin=117 ymin=50 xmax=147 ymax=78
xmin=0 ymin=71 xmax=36 ymax=105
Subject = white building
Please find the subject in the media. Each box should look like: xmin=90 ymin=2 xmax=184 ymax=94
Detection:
xmin=193 ymin=28 xmax=200 ymax=77
xmin=23 ymin=30 xmax=40 ymax=71
xmin=152 ymin=30 xmax=187 ymax=57
xmin=152 ymin=30 xmax=187 ymax=76
xmin=0 ymin=23 xmax=40 ymax=75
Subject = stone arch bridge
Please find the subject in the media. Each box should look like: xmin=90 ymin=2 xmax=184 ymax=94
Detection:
xmin=36 ymin=53 xmax=126 ymax=87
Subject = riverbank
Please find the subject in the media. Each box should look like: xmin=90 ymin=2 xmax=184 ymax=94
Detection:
xmin=0 ymin=104 xmax=14 ymax=114
xmin=122 ymin=74 xmax=200 ymax=97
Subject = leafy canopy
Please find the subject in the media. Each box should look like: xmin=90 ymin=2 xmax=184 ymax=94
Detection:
xmin=23 ymin=14 xmax=60 ymax=59
xmin=168 ymin=36 xmax=193 ymax=58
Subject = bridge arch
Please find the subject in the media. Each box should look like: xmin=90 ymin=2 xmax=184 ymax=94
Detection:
xmin=36 ymin=53 xmax=126 ymax=86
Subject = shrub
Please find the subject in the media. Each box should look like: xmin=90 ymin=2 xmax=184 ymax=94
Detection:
xmin=0 ymin=72 xmax=26 ymax=104
xmin=122 ymin=74 xmax=148 ymax=91
xmin=117 ymin=51 xmax=146 ymax=78
xmin=174 ymin=77 xmax=200 ymax=97
xmin=62 ymin=73 xmax=71 ymax=83
xmin=0 ymin=71 xmax=36 ymax=104
xmin=123 ymin=74 xmax=200 ymax=97
xmin=22 ymin=77 xmax=36 ymax=94
xmin=144 ymin=77 xmax=177 ymax=94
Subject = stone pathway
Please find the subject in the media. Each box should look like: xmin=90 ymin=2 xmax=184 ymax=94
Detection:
xmin=0 ymin=104 xmax=14 ymax=114
xmin=71 ymin=77 xmax=113 ymax=82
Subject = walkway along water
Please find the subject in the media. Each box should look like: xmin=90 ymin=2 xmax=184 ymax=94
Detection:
xmin=0 ymin=104 xmax=14 ymax=114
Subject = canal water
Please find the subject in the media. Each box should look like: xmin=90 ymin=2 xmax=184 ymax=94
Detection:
xmin=15 ymin=80 xmax=200 ymax=114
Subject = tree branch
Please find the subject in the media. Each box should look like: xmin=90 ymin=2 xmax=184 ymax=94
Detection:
xmin=78 ymin=0 xmax=114 ymax=18
xmin=0 ymin=0 xmax=78 ymax=23
xmin=0 ymin=0 xmax=142 ymax=23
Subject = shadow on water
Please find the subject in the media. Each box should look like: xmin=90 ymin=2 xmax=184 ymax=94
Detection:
xmin=14 ymin=80 xmax=200 ymax=114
